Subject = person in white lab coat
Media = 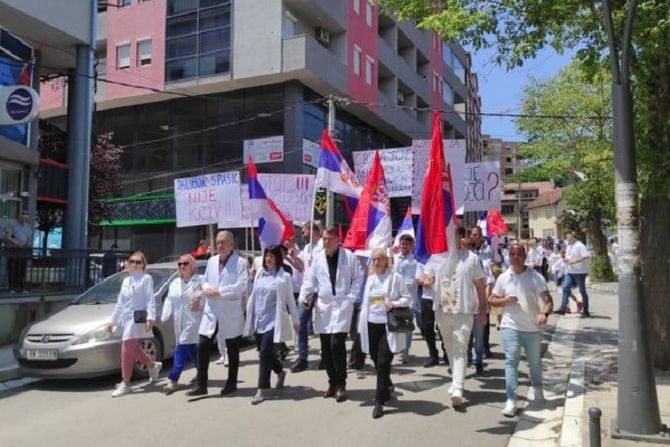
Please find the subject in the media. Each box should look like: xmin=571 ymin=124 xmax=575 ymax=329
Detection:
xmin=359 ymin=248 xmax=410 ymax=419
xmin=160 ymin=254 xmax=204 ymax=394
xmin=187 ymin=231 xmax=248 ymax=396
xmin=299 ymin=226 xmax=363 ymax=402
xmin=243 ymin=245 xmax=300 ymax=405
xmin=106 ymin=251 xmax=162 ymax=398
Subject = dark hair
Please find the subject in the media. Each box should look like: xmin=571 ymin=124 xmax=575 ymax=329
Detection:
xmin=324 ymin=226 xmax=339 ymax=237
xmin=455 ymin=225 xmax=467 ymax=239
xmin=302 ymin=221 xmax=321 ymax=234
xmin=399 ymin=234 xmax=415 ymax=243
xmin=262 ymin=245 xmax=284 ymax=271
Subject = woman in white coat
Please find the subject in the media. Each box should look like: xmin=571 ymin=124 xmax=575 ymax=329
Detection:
xmin=358 ymin=248 xmax=411 ymax=419
xmin=244 ymin=245 xmax=299 ymax=405
xmin=106 ymin=251 xmax=162 ymax=398
xmin=160 ymin=254 xmax=204 ymax=394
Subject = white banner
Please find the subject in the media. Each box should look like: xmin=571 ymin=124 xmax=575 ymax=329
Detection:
xmin=302 ymin=138 xmax=320 ymax=168
xmin=352 ymin=147 xmax=413 ymax=197
xmin=257 ymin=173 xmax=315 ymax=223
xmin=174 ymin=172 xmax=242 ymax=228
xmin=411 ymin=139 xmax=466 ymax=214
xmin=219 ymin=184 xmax=255 ymax=228
xmin=464 ymin=161 xmax=501 ymax=212
xmin=243 ymin=135 xmax=284 ymax=164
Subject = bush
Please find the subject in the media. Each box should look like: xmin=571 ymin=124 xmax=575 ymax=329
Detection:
xmin=590 ymin=254 xmax=616 ymax=282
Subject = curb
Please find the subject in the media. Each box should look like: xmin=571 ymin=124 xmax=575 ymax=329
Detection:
xmin=559 ymin=359 xmax=586 ymax=446
xmin=586 ymin=283 xmax=618 ymax=294
xmin=0 ymin=365 xmax=19 ymax=383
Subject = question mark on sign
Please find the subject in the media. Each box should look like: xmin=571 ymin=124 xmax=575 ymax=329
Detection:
xmin=487 ymin=172 xmax=500 ymax=200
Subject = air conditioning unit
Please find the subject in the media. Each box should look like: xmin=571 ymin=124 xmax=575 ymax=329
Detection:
xmin=315 ymin=27 xmax=330 ymax=46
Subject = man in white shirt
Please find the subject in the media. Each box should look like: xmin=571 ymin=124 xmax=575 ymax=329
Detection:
xmin=299 ymin=226 xmax=362 ymax=402
xmin=393 ymin=234 xmax=419 ymax=364
xmin=4 ymin=209 xmax=33 ymax=290
xmin=435 ymin=226 xmax=488 ymax=408
xmin=557 ymin=231 xmax=591 ymax=317
xmin=489 ymin=243 xmax=553 ymax=417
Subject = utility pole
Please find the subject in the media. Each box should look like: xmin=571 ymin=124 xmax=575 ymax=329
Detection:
xmin=326 ymin=96 xmax=336 ymax=228
xmin=601 ymin=0 xmax=665 ymax=441
xmin=517 ymin=180 xmax=522 ymax=240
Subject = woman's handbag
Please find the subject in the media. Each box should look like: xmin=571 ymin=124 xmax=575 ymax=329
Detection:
xmin=133 ymin=310 xmax=148 ymax=324
xmin=387 ymin=307 xmax=415 ymax=333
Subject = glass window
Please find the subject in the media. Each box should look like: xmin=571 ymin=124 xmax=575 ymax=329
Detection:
xmin=443 ymin=44 xmax=453 ymax=67
xmin=198 ymin=50 xmax=230 ymax=75
xmin=167 ymin=0 xmax=198 ymax=16
xmin=442 ymin=81 xmax=454 ymax=105
xmin=200 ymin=0 xmax=226 ymax=7
xmin=116 ymin=43 xmax=130 ymax=69
xmin=283 ymin=12 xmax=297 ymax=38
xmin=137 ymin=39 xmax=152 ymax=66
xmin=167 ymin=13 xmax=197 ymax=37
xmin=121 ymin=0 xmax=131 ymax=6
xmin=166 ymin=57 xmax=197 ymax=81
xmin=353 ymin=45 xmax=361 ymax=76
xmin=200 ymin=6 xmax=230 ymax=30
xmin=365 ymin=1 xmax=373 ymax=27
xmin=365 ymin=56 xmax=374 ymax=85
xmin=199 ymin=29 xmax=229 ymax=53
xmin=0 ymin=164 xmax=22 ymax=219
xmin=453 ymin=56 xmax=465 ymax=83
xmin=166 ymin=35 xmax=197 ymax=59
xmin=353 ymin=0 xmax=360 ymax=15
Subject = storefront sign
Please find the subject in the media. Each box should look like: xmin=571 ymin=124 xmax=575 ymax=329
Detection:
xmin=243 ymin=135 xmax=284 ymax=164
xmin=0 ymin=85 xmax=39 ymax=125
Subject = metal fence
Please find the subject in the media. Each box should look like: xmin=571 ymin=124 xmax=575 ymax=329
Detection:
xmin=0 ymin=248 xmax=129 ymax=296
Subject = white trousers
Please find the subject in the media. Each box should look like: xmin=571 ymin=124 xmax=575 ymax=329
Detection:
xmin=436 ymin=312 xmax=473 ymax=392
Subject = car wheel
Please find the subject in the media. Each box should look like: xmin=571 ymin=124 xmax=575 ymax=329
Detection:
xmin=132 ymin=335 xmax=163 ymax=379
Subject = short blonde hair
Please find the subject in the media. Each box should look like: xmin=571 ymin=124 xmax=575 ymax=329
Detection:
xmin=370 ymin=248 xmax=390 ymax=272
xmin=178 ymin=254 xmax=197 ymax=277
xmin=128 ymin=251 xmax=148 ymax=272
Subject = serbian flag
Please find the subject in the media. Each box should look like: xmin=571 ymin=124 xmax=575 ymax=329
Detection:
xmin=343 ymin=151 xmax=392 ymax=253
xmin=477 ymin=209 xmax=509 ymax=240
xmin=316 ymin=130 xmax=363 ymax=199
xmin=393 ymin=206 xmax=415 ymax=249
xmin=247 ymin=159 xmax=294 ymax=249
xmin=18 ymin=58 xmax=34 ymax=86
xmin=415 ymin=113 xmax=456 ymax=264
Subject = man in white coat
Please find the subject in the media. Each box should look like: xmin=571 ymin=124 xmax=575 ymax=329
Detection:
xmin=187 ymin=231 xmax=248 ymax=396
xmin=299 ymin=226 xmax=363 ymax=402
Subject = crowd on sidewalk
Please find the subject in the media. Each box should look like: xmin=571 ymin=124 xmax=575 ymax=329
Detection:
xmin=104 ymin=223 xmax=593 ymax=420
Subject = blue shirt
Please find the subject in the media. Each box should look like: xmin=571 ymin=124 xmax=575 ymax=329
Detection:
xmin=253 ymin=269 xmax=279 ymax=333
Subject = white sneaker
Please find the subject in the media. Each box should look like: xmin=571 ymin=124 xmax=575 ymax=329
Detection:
xmin=448 ymin=384 xmax=455 ymax=396
xmin=529 ymin=386 xmax=545 ymax=402
xmin=502 ymin=399 xmax=517 ymax=417
xmin=450 ymin=389 xmax=464 ymax=407
xmin=148 ymin=361 xmax=162 ymax=383
xmin=112 ymin=382 xmax=131 ymax=398
xmin=215 ymin=355 xmax=226 ymax=365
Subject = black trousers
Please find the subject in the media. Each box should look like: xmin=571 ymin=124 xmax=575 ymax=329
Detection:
xmin=256 ymin=329 xmax=283 ymax=389
xmin=320 ymin=332 xmax=348 ymax=388
xmin=8 ymin=256 xmax=27 ymax=289
xmin=348 ymin=303 xmax=366 ymax=368
xmin=368 ymin=322 xmax=393 ymax=404
xmin=421 ymin=299 xmax=439 ymax=359
xmin=196 ymin=324 xmax=241 ymax=389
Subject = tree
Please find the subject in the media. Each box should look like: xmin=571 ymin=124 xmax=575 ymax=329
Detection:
xmin=512 ymin=62 xmax=615 ymax=281
xmin=89 ymin=133 xmax=123 ymax=234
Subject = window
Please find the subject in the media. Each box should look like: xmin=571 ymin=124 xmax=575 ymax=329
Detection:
xmin=365 ymin=55 xmax=374 ymax=85
xmin=545 ymin=208 xmax=552 ymax=219
xmin=283 ymin=12 xmax=297 ymax=38
xmin=502 ymin=205 xmax=515 ymax=215
xmin=506 ymin=157 xmax=512 ymax=162
xmin=116 ymin=43 xmax=130 ymax=69
xmin=353 ymin=45 xmax=361 ymax=76
xmin=120 ymin=0 xmax=131 ymax=6
xmin=165 ymin=1 xmax=232 ymax=82
xmin=365 ymin=1 xmax=373 ymax=27
xmin=453 ymin=55 xmax=465 ymax=83
xmin=353 ymin=0 xmax=360 ymax=15
xmin=137 ymin=39 xmax=152 ymax=66
xmin=442 ymin=81 xmax=453 ymax=105
xmin=0 ymin=164 xmax=23 ymax=219
xmin=505 ymin=168 xmax=513 ymax=175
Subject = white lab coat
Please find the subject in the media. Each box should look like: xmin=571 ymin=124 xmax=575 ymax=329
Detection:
xmin=200 ymin=252 xmax=248 ymax=339
xmin=110 ymin=273 xmax=156 ymax=341
xmin=162 ymin=275 xmax=204 ymax=345
xmin=358 ymin=271 xmax=410 ymax=354
xmin=299 ymin=247 xmax=363 ymax=334
xmin=244 ymin=269 xmax=299 ymax=342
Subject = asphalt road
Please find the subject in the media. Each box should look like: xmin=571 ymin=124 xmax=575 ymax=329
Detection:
xmin=0 ymin=320 xmax=556 ymax=447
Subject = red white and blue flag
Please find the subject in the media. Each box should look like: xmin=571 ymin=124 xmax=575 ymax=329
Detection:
xmin=18 ymin=58 xmax=34 ymax=86
xmin=415 ymin=113 xmax=457 ymax=264
xmin=343 ymin=151 xmax=392 ymax=253
xmin=477 ymin=209 xmax=509 ymax=241
xmin=316 ymin=130 xmax=363 ymax=199
xmin=247 ymin=158 xmax=294 ymax=249
xmin=393 ymin=206 xmax=415 ymax=249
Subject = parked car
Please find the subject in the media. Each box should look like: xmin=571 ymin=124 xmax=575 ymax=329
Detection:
xmin=13 ymin=261 xmax=206 ymax=379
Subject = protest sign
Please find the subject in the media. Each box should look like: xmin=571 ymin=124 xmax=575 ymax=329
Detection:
xmin=411 ymin=139 xmax=466 ymax=214
xmin=302 ymin=138 xmax=320 ymax=168
xmin=218 ymin=184 xmax=255 ymax=228
xmin=463 ymin=162 xmax=501 ymax=211
xmin=257 ymin=173 xmax=315 ymax=223
xmin=243 ymin=135 xmax=284 ymax=164
xmin=174 ymin=172 xmax=242 ymax=228
xmin=353 ymin=147 xmax=413 ymax=197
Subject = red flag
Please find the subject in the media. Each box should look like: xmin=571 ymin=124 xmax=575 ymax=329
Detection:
xmin=338 ymin=224 xmax=343 ymax=242
xmin=487 ymin=209 xmax=508 ymax=236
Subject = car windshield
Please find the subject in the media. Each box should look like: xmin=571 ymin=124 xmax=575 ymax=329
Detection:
xmin=73 ymin=268 xmax=175 ymax=305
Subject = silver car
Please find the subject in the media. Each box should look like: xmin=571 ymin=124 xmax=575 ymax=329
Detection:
xmin=13 ymin=261 xmax=205 ymax=379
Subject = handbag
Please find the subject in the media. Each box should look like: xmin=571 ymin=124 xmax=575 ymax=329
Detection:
xmin=383 ymin=275 xmax=415 ymax=333
xmin=133 ymin=310 xmax=148 ymax=324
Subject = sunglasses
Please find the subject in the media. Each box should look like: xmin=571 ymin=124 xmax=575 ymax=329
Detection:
xmin=128 ymin=259 xmax=143 ymax=265
xmin=177 ymin=262 xmax=189 ymax=266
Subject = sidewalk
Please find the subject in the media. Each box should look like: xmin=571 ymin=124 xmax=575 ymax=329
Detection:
xmin=0 ymin=344 xmax=17 ymax=382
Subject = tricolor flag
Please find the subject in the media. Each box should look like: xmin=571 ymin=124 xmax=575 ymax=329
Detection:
xmin=415 ymin=113 xmax=457 ymax=264
xmin=18 ymin=58 xmax=34 ymax=86
xmin=247 ymin=158 xmax=294 ymax=249
xmin=393 ymin=206 xmax=415 ymax=249
xmin=316 ymin=130 xmax=363 ymax=199
xmin=477 ymin=209 xmax=509 ymax=241
xmin=343 ymin=151 xmax=392 ymax=253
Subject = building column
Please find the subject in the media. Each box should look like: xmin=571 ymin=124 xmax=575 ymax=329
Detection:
xmin=282 ymin=82 xmax=305 ymax=174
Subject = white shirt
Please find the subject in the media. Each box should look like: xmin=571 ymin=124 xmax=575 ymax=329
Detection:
xmin=366 ymin=274 xmax=388 ymax=324
xmin=565 ymin=240 xmax=590 ymax=274
xmin=415 ymin=263 xmax=436 ymax=301
xmin=162 ymin=275 xmax=204 ymax=345
xmin=393 ymin=252 xmax=418 ymax=301
xmin=438 ymin=250 xmax=485 ymax=315
xmin=493 ymin=267 xmax=548 ymax=332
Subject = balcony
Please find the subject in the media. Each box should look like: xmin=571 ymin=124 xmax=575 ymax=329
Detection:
xmin=284 ymin=0 xmax=346 ymax=32
xmin=282 ymin=34 xmax=347 ymax=94
xmin=37 ymin=159 xmax=68 ymax=205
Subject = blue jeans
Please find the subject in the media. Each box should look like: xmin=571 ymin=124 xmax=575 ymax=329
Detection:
xmin=297 ymin=302 xmax=314 ymax=361
xmin=169 ymin=343 xmax=197 ymax=382
xmin=471 ymin=315 xmax=485 ymax=366
xmin=501 ymin=329 xmax=543 ymax=401
xmin=561 ymin=273 xmax=589 ymax=313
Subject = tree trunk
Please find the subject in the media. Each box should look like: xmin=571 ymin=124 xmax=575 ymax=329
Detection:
xmin=587 ymin=200 xmax=614 ymax=281
xmin=640 ymin=197 xmax=670 ymax=370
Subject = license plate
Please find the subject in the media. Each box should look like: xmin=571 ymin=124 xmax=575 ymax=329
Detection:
xmin=26 ymin=349 xmax=58 ymax=361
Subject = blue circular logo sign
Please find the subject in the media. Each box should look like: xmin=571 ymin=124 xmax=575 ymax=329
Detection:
xmin=6 ymin=87 xmax=34 ymax=121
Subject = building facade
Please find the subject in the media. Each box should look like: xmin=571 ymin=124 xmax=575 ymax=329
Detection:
xmin=482 ymin=135 xmax=523 ymax=180
xmin=40 ymin=0 xmax=479 ymax=261
xmin=526 ymin=188 xmax=564 ymax=239
xmin=500 ymin=181 xmax=556 ymax=240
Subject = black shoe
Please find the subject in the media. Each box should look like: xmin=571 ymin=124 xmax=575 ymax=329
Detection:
xmin=475 ymin=364 xmax=484 ymax=375
xmin=582 ymin=312 xmax=591 ymax=318
xmin=423 ymin=357 xmax=439 ymax=368
xmin=220 ymin=384 xmax=237 ymax=395
xmin=554 ymin=308 xmax=566 ymax=315
xmin=372 ymin=404 xmax=384 ymax=419
xmin=186 ymin=387 xmax=207 ymax=396
xmin=485 ymin=348 xmax=493 ymax=358
xmin=290 ymin=359 xmax=308 ymax=373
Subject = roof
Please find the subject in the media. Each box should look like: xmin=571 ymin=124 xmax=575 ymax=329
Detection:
xmin=502 ymin=181 xmax=556 ymax=201
xmin=525 ymin=188 xmax=563 ymax=210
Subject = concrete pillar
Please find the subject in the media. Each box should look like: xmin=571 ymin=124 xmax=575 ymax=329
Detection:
xmin=282 ymin=82 xmax=305 ymax=174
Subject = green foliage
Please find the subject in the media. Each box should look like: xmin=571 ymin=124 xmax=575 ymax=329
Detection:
xmin=590 ymin=254 xmax=617 ymax=282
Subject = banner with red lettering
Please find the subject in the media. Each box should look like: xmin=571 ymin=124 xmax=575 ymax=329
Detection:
xmin=174 ymin=172 xmax=242 ymax=228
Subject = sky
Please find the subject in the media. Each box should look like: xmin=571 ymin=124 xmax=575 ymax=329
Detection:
xmin=469 ymin=45 xmax=577 ymax=142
